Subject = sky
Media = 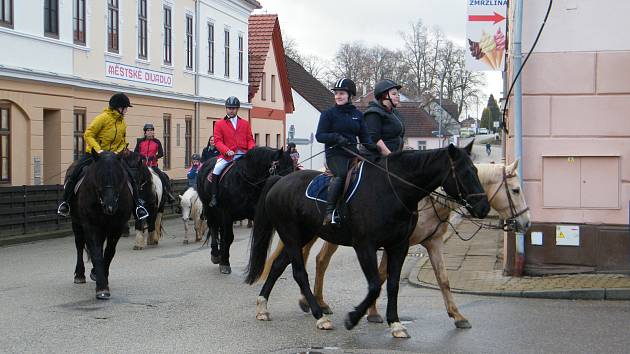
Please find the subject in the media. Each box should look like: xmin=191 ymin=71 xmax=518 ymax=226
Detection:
xmin=254 ymin=0 xmax=503 ymax=118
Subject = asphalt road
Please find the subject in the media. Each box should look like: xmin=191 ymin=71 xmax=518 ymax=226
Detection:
xmin=1 ymin=219 xmax=629 ymax=354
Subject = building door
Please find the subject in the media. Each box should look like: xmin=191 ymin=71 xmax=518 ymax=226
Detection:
xmin=43 ymin=109 xmax=61 ymax=184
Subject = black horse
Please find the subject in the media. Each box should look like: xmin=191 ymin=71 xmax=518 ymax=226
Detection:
xmin=196 ymin=147 xmax=296 ymax=274
xmin=245 ymin=142 xmax=490 ymax=338
xmin=70 ymin=151 xmax=134 ymax=300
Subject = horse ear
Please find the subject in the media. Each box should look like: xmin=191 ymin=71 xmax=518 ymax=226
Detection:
xmin=91 ymin=149 xmax=100 ymax=160
xmin=463 ymin=140 xmax=474 ymax=155
xmin=507 ymin=159 xmax=519 ymax=174
xmin=273 ymin=148 xmax=283 ymax=160
xmin=447 ymin=143 xmax=458 ymax=158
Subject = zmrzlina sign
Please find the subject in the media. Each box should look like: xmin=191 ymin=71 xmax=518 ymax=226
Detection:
xmin=105 ymin=62 xmax=173 ymax=87
xmin=466 ymin=0 xmax=508 ymax=72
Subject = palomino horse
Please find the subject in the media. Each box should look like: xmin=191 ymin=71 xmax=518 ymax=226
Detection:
xmin=196 ymin=147 xmax=295 ymax=274
xmin=69 ymin=151 xmax=133 ymax=299
xmin=123 ymin=153 xmax=164 ymax=250
xmin=245 ymin=143 xmax=490 ymax=338
xmin=264 ymin=160 xmax=531 ymax=329
xmin=180 ymin=187 xmax=207 ymax=244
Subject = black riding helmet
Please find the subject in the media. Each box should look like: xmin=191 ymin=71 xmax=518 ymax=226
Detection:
xmin=143 ymin=123 xmax=155 ymax=131
xmin=191 ymin=153 xmax=201 ymax=161
xmin=331 ymin=78 xmax=357 ymax=97
xmin=374 ymin=79 xmax=402 ymax=100
xmin=225 ymin=96 xmax=240 ymax=108
xmin=109 ymin=93 xmax=133 ymax=109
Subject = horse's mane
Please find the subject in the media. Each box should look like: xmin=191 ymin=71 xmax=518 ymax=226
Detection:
xmin=384 ymin=147 xmax=449 ymax=172
xmin=238 ymin=147 xmax=284 ymax=177
xmin=475 ymin=163 xmax=509 ymax=185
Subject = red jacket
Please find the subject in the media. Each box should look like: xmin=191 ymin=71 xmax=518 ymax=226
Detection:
xmin=134 ymin=138 xmax=164 ymax=167
xmin=214 ymin=116 xmax=256 ymax=161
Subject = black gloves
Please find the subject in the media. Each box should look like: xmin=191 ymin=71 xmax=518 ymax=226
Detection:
xmin=363 ymin=143 xmax=378 ymax=152
xmin=335 ymin=135 xmax=350 ymax=146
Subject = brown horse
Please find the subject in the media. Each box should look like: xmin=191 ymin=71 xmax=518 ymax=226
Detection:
xmin=262 ymin=161 xmax=530 ymax=328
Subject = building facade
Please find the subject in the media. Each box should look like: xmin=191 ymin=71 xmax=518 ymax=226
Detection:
xmin=0 ymin=0 xmax=260 ymax=186
xmin=505 ymin=0 xmax=630 ymax=274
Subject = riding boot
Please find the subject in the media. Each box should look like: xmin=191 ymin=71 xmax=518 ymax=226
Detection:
xmin=126 ymin=165 xmax=149 ymax=220
xmin=323 ymin=177 xmax=345 ymax=226
xmin=57 ymin=156 xmax=92 ymax=217
xmin=209 ymin=173 xmax=220 ymax=207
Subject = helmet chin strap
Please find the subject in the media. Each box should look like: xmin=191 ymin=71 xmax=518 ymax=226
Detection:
xmin=384 ymin=93 xmax=396 ymax=109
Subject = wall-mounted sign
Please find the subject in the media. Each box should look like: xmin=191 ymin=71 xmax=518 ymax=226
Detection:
xmin=531 ymin=231 xmax=543 ymax=246
xmin=105 ymin=61 xmax=173 ymax=87
xmin=466 ymin=0 xmax=507 ymax=71
xmin=556 ymin=225 xmax=580 ymax=246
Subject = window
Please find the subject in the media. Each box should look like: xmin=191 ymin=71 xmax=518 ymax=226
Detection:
xmin=417 ymin=140 xmax=427 ymax=150
xmin=138 ymin=0 xmax=148 ymax=59
xmin=238 ymin=34 xmax=243 ymax=81
xmin=44 ymin=0 xmax=59 ymax=37
xmin=186 ymin=15 xmax=193 ymax=69
xmin=107 ymin=0 xmax=119 ymax=53
xmin=0 ymin=0 xmax=13 ymax=28
xmin=163 ymin=7 xmax=172 ymax=65
xmin=254 ymin=133 xmax=259 ymax=146
xmin=261 ymin=72 xmax=266 ymax=100
xmin=185 ymin=117 xmax=192 ymax=167
xmin=208 ymin=23 xmax=214 ymax=74
xmin=271 ymin=74 xmax=276 ymax=102
xmin=224 ymin=29 xmax=230 ymax=77
xmin=265 ymin=134 xmax=270 ymax=147
xmin=73 ymin=110 xmax=86 ymax=161
xmin=276 ymin=134 xmax=280 ymax=149
xmin=0 ymin=103 xmax=10 ymax=182
xmin=73 ymin=0 xmax=86 ymax=44
xmin=163 ymin=114 xmax=171 ymax=170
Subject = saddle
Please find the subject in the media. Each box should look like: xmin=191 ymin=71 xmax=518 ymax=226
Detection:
xmin=206 ymin=161 xmax=236 ymax=184
xmin=306 ymin=159 xmax=364 ymax=205
xmin=73 ymin=164 xmax=133 ymax=195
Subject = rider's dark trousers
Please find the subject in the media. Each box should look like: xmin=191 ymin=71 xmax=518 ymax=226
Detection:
xmin=325 ymin=155 xmax=351 ymax=209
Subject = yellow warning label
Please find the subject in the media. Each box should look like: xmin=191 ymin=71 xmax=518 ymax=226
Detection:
xmin=558 ymin=232 xmax=565 ymax=238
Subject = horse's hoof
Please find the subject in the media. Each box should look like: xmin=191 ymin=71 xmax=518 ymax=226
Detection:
xmin=454 ymin=319 xmax=472 ymax=329
xmin=210 ymin=254 xmax=221 ymax=264
xmin=95 ymin=289 xmax=110 ymax=300
xmin=90 ymin=270 xmax=96 ymax=282
xmin=298 ymin=299 xmax=310 ymax=313
xmin=256 ymin=312 xmax=271 ymax=321
xmin=183 ymin=239 xmax=189 ymax=244
xmin=316 ymin=316 xmax=334 ymax=330
xmin=344 ymin=314 xmax=357 ymax=330
xmin=74 ymin=276 xmax=86 ymax=284
xmin=133 ymin=245 xmax=143 ymax=250
xmin=219 ymin=265 xmax=231 ymax=274
xmin=390 ymin=322 xmax=410 ymax=338
xmin=367 ymin=314 xmax=384 ymax=323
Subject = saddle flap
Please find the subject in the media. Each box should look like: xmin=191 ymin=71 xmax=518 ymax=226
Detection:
xmin=305 ymin=161 xmax=365 ymax=204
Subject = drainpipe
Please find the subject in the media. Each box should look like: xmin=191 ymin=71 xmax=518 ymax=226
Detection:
xmin=513 ymin=0 xmax=525 ymax=276
xmin=194 ymin=0 xmax=201 ymax=154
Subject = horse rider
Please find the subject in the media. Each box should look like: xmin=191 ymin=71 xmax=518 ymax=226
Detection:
xmin=57 ymin=93 xmax=149 ymax=220
xmin=209 ymin=96 xmax=256 ymax=207
xmin=316 ymin=78 xmax=374 ymax=226
xmin=362 ymin=79 xmax=405 ymax=157
xmin=201 ymin=136 xmax=221 ymax=163
xmin=134 ymin=123 xmax=175 ymax=202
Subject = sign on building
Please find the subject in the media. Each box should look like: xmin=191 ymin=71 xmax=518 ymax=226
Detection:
xmin=105 ymin=61 xmax=173 ymax=87
xmin=466 ymin=0 xmax=507 ymax=71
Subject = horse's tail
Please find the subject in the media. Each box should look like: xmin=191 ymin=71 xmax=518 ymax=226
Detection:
xmin=244 ymin=175 xmax=282 ymax=285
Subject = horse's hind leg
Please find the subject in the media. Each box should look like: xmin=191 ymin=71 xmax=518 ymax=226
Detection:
xmin=218 ymin=217 xmax=234 ymax=274
xmin=366 ymin=251 xmax=389 ymax=323
xmin=384 ymin=242 xmax=411 ymax=338
xmin=299 ymin=241 xmax=337 ymax=315
xmin=256 ymin=248 xmax=291 ymax=321
xmin=423 ymin=236 xmax=470 ymax=329
xmin=73 ymin=222 xmax=86 ymax=284
xmin=133 ymin=220 xmax=145 ymax=250
xmin=345 ymin=243 xmax=380 ymax=331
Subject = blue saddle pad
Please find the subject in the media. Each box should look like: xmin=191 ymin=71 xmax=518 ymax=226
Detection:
xmin=305 ymin=161 xmax=365 ymax=203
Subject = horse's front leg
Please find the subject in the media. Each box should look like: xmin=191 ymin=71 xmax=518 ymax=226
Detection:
xmin=366 ymin=251 xmax=389 ymax=323
xmin=422 ymin=235 xmax=471 ymax=329
xmin=384 ymin=241 xmax=411 ymax=338
xmin=103 ymin=235 xmax=121 ymax=281
xmin=73 ymin=221 xmax=86 ymax=284
xmin=219 ymin=216 xmax=234 ymax=274
xmin=345 ymin=243 xmax=381 ymax=331
xmin=133 ymin=220 xmax=146 ymax=250
xmin=84 ymin=227 xmax=109 ymax=300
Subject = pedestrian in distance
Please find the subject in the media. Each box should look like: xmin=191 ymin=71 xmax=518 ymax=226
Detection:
xmin=201 ymin=136 xmax=221 ymax=163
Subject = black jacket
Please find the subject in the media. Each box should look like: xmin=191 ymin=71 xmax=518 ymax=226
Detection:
xmin=316 ymin=104 xmax=372 ymax=158
xmin=201 ymin=145 xmax=220 ymax=162
xmin=363 ymin=100 xmax=405 ymax=153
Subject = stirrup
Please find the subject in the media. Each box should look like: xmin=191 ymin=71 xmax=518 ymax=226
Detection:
xmin=136 ymin=205 xmax=149 ymax=220
xmin=57 ymin=202 xmax=70 ymax=217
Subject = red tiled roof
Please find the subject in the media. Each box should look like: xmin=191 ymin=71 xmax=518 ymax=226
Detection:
xmin=285 ymin=55 xmax=334 ymax=112
xmin=248 ymin=15 xmax=294 ymax=113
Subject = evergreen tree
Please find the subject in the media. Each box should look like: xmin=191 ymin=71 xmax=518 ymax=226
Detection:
xmin=480 ymin=108 xmax=491 ymax=130
xmin=487 ymin=94 xmax=501 ymax=130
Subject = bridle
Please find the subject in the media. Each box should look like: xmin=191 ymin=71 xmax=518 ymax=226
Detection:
xmin=486 ymin=166 xmax=530 ymax=231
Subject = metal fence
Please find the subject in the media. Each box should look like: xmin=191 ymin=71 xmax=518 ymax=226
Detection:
xmin=0 ymin=179 xmax=190 ymax=239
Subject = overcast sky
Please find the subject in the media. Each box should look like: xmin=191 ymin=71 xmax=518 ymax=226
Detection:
xmin=255 ymin=0 xmax=502 ymax=117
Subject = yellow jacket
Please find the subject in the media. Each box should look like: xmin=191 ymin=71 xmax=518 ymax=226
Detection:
xmin=84 ymin=108 xmax=128 ymax=153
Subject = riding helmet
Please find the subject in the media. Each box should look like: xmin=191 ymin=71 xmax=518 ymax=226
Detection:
xmin=374 ymin=79 xmax=402 ymax=100
xmin=109 ymin=93 xmax=133 ymax=109
xmin=143 ymin=123 xmax=155 ymax=131
xmin=331 ymin=78 xmax=357 ymax=97
xmin=191 ymin=153 xmax=201 ymax=161
xmin=225 ymin=96 xmax=240 ymax=108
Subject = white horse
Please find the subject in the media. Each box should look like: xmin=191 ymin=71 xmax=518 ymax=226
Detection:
xmin=264 ymin=161 xmax=531 ymax=331
xmin=133 ymin=168 xmax=163 ymax=249
xmin=179 ymin=187 xmax=206 ymax=244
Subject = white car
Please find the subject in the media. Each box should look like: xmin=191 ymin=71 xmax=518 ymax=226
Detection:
xmin=478 ymin=128 xmax=489 ymax=134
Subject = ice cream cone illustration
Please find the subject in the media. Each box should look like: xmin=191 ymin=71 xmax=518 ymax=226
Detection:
xmin=480 ymin=31 xmax=497 ymax=70
xmin=494 ymin=28 xmax=506 ymax=69
xmin=468 ymin=39 xmax=495 ymax=69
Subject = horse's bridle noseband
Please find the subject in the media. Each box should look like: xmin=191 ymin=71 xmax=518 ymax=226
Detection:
xmin=486 ymin=166 xmax=530 ymax=231
xmin=442 ymin=155 xmax=487 ymax=212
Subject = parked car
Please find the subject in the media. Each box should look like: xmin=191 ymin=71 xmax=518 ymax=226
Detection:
xmin=478 ymin=128 xmax=489 ymax=134
xmin=460 ymin=127 xmax=476 ymax=138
